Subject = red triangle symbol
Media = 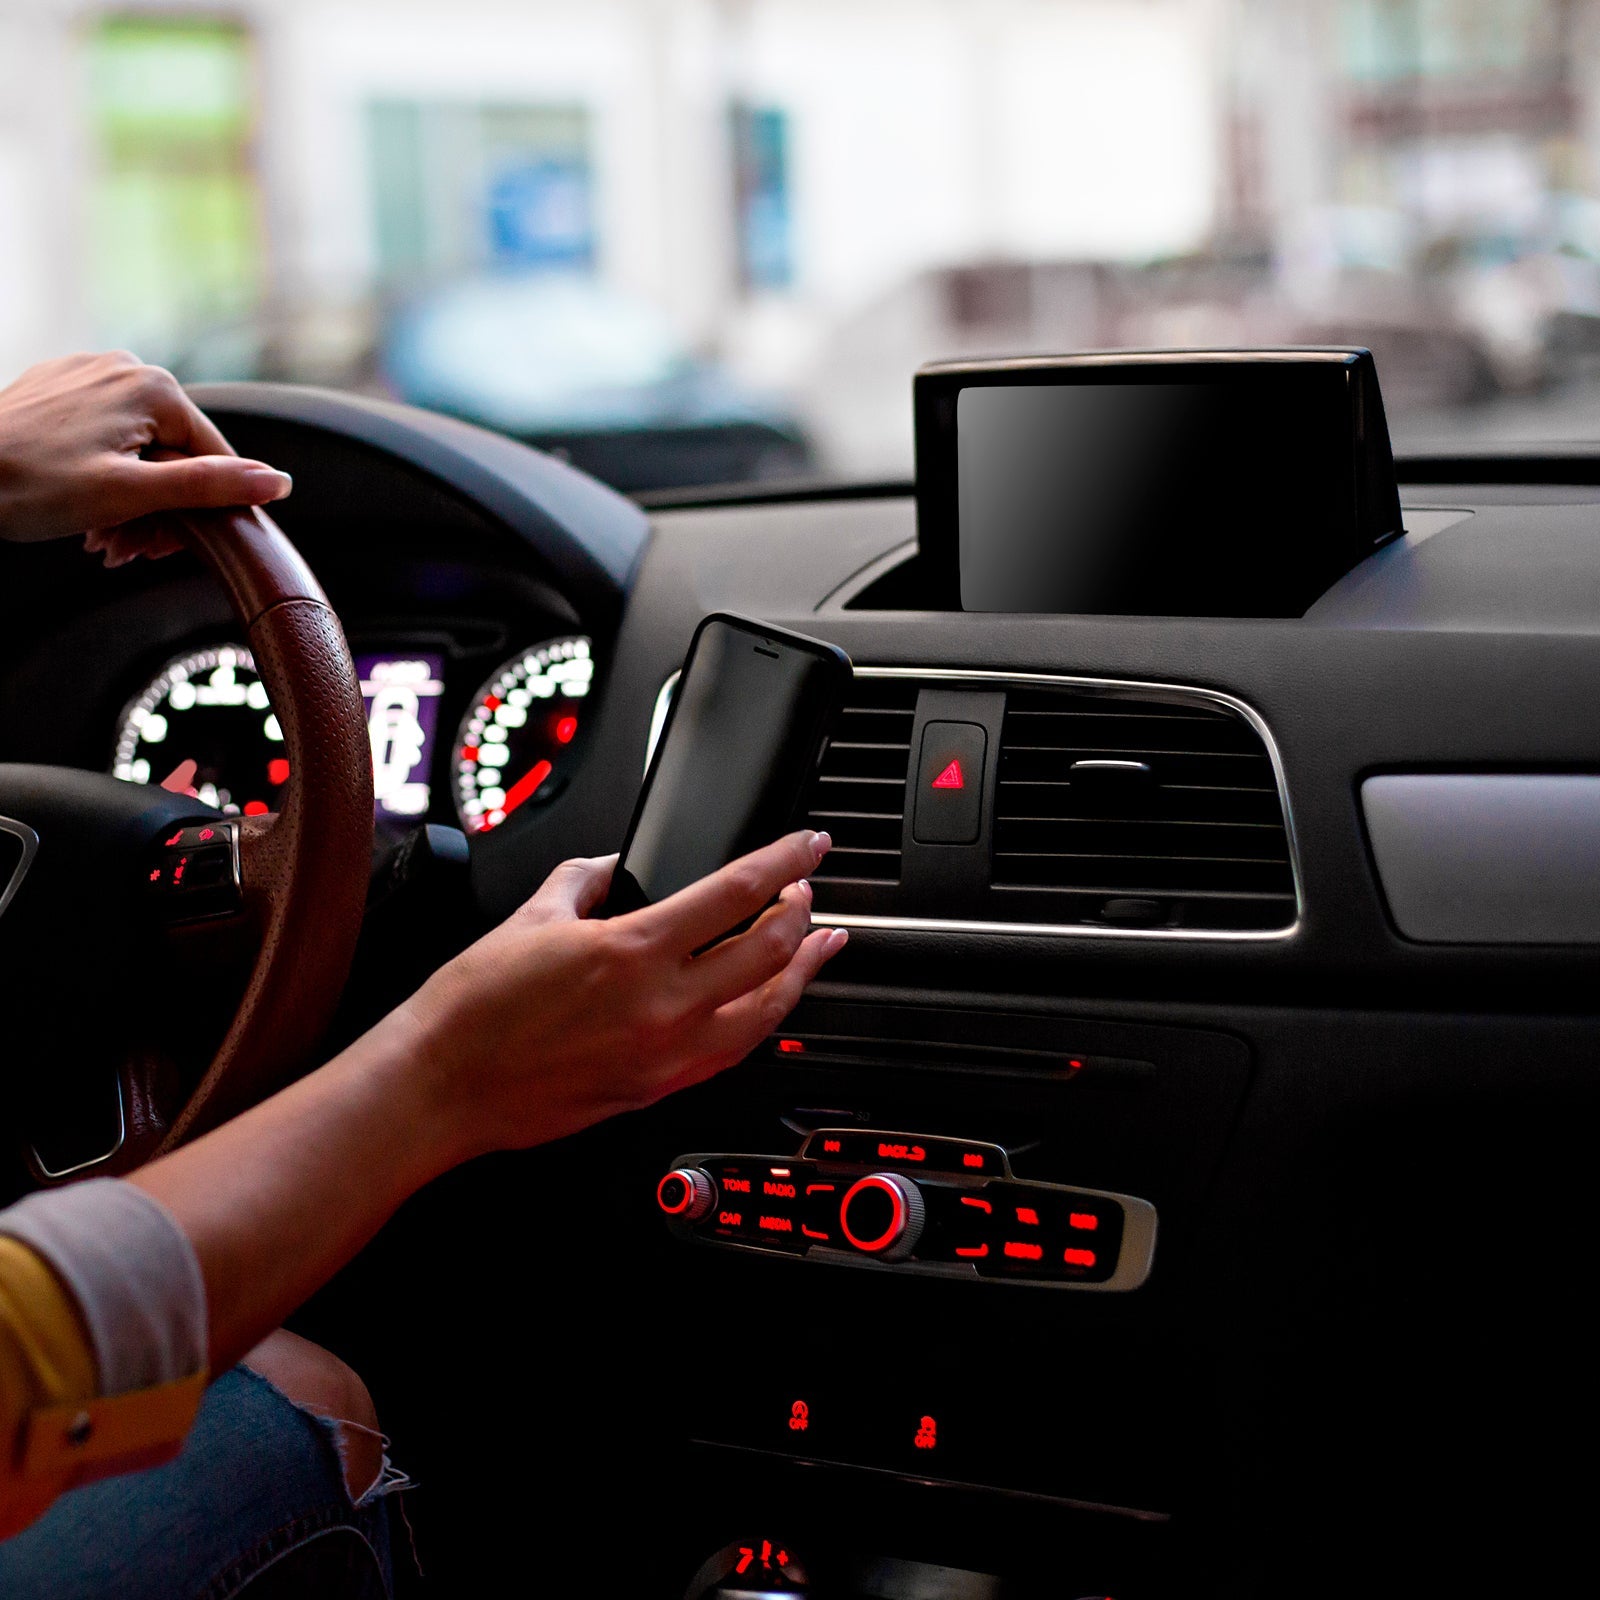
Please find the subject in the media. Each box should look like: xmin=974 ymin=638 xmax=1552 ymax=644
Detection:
xmin=931 ymin=759 xmax=965 ymax=790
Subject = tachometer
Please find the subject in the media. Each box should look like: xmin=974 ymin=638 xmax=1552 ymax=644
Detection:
xmin=453 ymin=636 xmax=594 ymax=832
xmin=113 ymin=645 xmax=284 ymax=815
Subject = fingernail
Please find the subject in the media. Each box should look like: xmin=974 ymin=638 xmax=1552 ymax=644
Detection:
xmin=798 ymin=878 xmax=812 ymax=899
xmin=810 ymin=830 xmax=832 ymax=863
xmin=826 ymin=928 xmax=849 ymax=953
xmin=243 ymin=465 xmax=293 ymax=500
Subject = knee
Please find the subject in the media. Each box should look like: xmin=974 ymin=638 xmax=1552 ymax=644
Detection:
xmin=242 ymin=1329 xmax=383 ymax=1500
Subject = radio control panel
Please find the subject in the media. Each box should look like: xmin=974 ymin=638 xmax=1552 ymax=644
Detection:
xmin=658 ymin=1130 xmax=1157 ymax=1292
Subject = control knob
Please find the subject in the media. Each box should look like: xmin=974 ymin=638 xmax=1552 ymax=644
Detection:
xmin=839 ymin=1173 xmax=925 ymax=1261
xmin=657 ymin=1167 xmax=716 ymax=1222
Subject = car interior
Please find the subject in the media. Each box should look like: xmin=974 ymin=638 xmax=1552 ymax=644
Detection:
xmin=2 ymin=343 xmax=1598 ymax=1600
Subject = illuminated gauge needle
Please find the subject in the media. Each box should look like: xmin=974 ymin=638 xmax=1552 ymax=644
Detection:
xmin=500 ymin=759 xmax=554 ymax=817
xmin=159 ymin=759 xmax=198 ymax=794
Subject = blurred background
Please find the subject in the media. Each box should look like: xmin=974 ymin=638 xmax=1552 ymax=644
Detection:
xmin=3 ymin=0 xmax=1598 ymax=493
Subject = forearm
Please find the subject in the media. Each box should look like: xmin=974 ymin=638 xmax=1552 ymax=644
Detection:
xmin=129 ymin=1009 xmax=462 ymax=1374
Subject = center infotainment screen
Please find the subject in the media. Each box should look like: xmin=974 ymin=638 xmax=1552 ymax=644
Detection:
xmin=915 ymin=350 xmax=1403 ymax=617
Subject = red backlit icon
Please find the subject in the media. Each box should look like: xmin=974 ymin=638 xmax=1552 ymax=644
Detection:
xmin=1003 ymin=1240 xmax=1044 ymax=1261
xmin=788 ymin=1400 xmax=809 ymax=1432
xmin=776 ymin=1038 xmax=806 ymax=1054
xmin=148 ymin=868 xmax=162 ymax=883
xmin=961 ymin=1152 xmax=985 ymax=1169
xmin=930 ymin=759 xmax=965 ymax=790
xmin=914 ymin=1415 xmax=938 ymax=1450
xmin=1069 ymin=1212 xmax=1100 ymax=1231
xmin=267 ymin=758 xmax=291 ymax=786
xmin=1063 ymin=1247 xmax=1098 ymax=1268
xmin=163 ymin=830 xmax=183 ymax=847
xmin=244 ymin=800 xmax=269 ymax=816
xmin=1015 ymin=1207 xmax=1040 ymax=1226
xmin=954 ymin=1243 xmax=988 ymax=1258
xmin=736 ymin=1541 xmax=790 ymax=1575
xmin=554 ymin=714 xmax=579 ymax=744
xmin=822 ymin=1138 xmax=841 ymax=1153
xmin=197 ymin=827 xmax=215 ymax=841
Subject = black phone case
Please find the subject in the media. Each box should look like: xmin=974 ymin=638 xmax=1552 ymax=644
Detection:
xmin=604 ymin=611 xmax=852 ymax=917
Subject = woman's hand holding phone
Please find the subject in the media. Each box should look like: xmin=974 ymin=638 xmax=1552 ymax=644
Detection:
xmin=401 ymin=828 xmax=847 ymax=1162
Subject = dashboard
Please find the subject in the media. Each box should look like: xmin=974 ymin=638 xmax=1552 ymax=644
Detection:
xmin=3 ymin=384 xmax=1599 ymax=1598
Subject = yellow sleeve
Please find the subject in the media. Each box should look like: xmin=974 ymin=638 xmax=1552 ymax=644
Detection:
xmin=0 ymin=1237 xmax=204 ymax=1540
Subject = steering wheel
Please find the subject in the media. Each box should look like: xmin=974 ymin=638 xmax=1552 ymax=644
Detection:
xmin=0 ymin=506 xmax=373 ymax=1180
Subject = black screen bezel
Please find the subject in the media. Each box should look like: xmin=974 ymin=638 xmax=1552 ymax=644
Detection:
xmin=913 ymin=348 xmax=1402 ymax=616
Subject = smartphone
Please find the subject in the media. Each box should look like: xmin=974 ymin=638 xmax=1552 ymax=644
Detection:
xmin=605 ymin=613 xmax=853 ymax=918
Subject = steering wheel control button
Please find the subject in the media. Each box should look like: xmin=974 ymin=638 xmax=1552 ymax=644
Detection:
xmin=839 ymin=1173 xmax=925 ymax=1260
xmin=656 ymin=1168 xmax=715 ymax=1221
xmin=144 ymin=819 xmax=241 ymax=921
xmin=912 ymin=721 xmax=987 ymax=844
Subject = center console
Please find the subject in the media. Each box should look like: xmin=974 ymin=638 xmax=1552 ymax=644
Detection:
xmin=658 ymin=1130 xmax=1156 ymax=1289
xmin=641 ymin=993 xmax=1253 ymax=1597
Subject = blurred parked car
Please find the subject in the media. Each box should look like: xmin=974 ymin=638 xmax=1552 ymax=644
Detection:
xmin=381 ymin=275 xmax=812 ymax=492
xmin=170 ymin=278 xmax=813 ymax=495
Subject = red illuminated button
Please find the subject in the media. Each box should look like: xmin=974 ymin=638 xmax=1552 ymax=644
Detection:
xmin=656 ymin=1167 xmax=715 ymax=1221
xmin=839 ymin=1173 xmax=925 ymax=1260
xmin=912 ymin=722 xmax=987 ymax=845
xmin=1063 ymin=1247 xmax=1098 ymax=1268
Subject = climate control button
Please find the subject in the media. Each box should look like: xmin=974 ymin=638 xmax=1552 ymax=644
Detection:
xmin=839 ymin=1173 xmax=925 ymax=1260
xmin=657 ymin=1167 xmax=716 ymax=1221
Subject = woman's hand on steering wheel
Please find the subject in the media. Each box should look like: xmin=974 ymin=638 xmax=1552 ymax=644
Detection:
xmin=0 ymin=351 xmax=292 ymax=562
xmin=400 ymin=829 xmax=848 ymax=1162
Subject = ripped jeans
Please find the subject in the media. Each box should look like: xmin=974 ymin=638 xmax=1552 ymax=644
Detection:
xmin=0 ymin=1364 xmax=408 ymax=1599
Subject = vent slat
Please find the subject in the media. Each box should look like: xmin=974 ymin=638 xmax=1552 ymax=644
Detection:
xmin=993 ymin=686 xmax=1295 ymax=929
xmin=805 ymin=675 xmax=1295 ymax=930
xmin=802 ymin=680 xmax=919 ymax=885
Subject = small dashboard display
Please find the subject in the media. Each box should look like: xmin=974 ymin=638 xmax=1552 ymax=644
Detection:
xmin=451 ymin=636 xmax=593 ymax=833
xmin=356 ymin=653 xmax=444 ymax=820
xmin=914 ymin=351 xmax=1402 ymax=617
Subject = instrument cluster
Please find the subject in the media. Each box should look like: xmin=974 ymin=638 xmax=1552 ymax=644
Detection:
xmin=112 ymin=632 xmax=596 ymax=836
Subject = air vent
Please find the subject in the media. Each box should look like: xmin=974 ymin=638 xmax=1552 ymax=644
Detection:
xmin=802 ymin=676 xmax=918 ymax=886
xmin=992 ymin=687 xmax=1296 ymax=932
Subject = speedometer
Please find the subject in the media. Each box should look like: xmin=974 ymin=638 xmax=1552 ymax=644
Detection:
xmin=113 ymin=645 xmax=284 ymax=815
xmin=452 ymin=636 xmax=594 ymax=832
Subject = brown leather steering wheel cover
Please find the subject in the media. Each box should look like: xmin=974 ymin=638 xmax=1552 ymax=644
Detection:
xmin=155 ymin=505 xmax=373 ymax=1151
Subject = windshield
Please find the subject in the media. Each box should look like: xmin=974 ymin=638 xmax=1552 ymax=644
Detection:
xmin=6 ymin=2 xmax=1596 ymax=495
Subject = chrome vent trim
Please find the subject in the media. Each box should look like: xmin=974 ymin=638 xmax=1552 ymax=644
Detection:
xmin=812 ymin=668 xmax=1304 ymax=943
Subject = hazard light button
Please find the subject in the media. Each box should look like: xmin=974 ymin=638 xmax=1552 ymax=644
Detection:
xmin=913 ymin=721 xmax=987 ymax=844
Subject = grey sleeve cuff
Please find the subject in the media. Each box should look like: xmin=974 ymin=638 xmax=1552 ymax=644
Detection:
xmin=0 ymin=1178 xmax=208 ymax=1396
